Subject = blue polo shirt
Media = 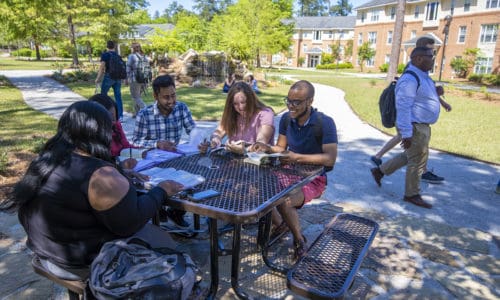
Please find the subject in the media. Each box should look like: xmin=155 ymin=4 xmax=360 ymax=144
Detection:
xmin=279 ymin=108 xmax=338 ymax=154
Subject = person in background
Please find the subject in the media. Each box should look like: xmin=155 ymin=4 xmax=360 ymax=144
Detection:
xmin=371 ymin=47 xmax=441 ymax=209
xmin=245 ymin=74 xmax=261 ymax=94
xmin=252 ymin=80 xmax=338 ymax=259
xmin=222 ymin=73 xmax=235 ymax=93
xmin=132 ymin=74 xmax=195 ymax=228
xmin=199 ymin=81 xmax=275 ymax=154
xmin=126 ymin=42 xmax=147 ymax=117
xmin=370 ymin=36 xmax=451 ymax=184
xmin=95 ymin=40 xmax=124 ymax=120
xmin=0 ymin=101 xmax=182 ymax=280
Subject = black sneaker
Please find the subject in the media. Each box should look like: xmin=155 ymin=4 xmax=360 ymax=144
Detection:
xmin=421 ymin=171 xmax=444 ymax=184
xmin=370 ymin=156 xmax=382 ymax=167
xmin=166 ymin=209 xmax=190 ymax=228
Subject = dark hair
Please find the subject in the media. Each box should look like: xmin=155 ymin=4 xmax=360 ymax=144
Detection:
xmin=2 ymin=101 xmax=113 ymax=212
xmin=107 ymin=40 xmax=115 ymax=49
xmin=221 ymin=81 xmax=271 ymax=138
xmin=89 ymin=94 xmax=117 ymax=120
xmin=289 ymin=80 xmax=315 ymax=99
xmin=152 ymin=74 xmax=175 ymax=95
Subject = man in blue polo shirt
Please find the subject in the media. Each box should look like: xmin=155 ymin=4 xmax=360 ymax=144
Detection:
xmin=252 ymin=80 xmax=338 ymax=259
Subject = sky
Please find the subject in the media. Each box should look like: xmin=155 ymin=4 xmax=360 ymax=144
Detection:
xmin=146 ymin=0 xmax=367 ymax=17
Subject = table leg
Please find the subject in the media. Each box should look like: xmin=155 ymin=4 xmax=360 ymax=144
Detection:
xmin=207 ymin=218 xmax=219 ymax=299
xmin=231 ymin=223 xmax=251 ymax=299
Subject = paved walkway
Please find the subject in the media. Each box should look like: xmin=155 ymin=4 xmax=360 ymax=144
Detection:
xmin=0 ymin=69 xmax=499 ymax=299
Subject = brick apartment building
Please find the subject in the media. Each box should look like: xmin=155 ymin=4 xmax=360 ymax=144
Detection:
xmin=352 ymin=0 xmax=499 ymax=79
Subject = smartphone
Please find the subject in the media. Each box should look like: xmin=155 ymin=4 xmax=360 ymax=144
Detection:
xmin=190 ymin=189 xmax=220 ymax=201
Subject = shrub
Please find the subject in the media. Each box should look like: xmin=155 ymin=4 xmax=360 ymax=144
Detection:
xmin=315 ymin=62 xmax=353 ymax=69
xmin=321 ymin=53 xmax=334 ymax=65
xmin=31 ymin=50 xmax=49 ymax=58
xmin=468 ymin=73 xmax=483 ymax=83
xmin=379 ymin=63 xmax=389 ymax=72
xmin=482 ymin=74 xmax=500 ymax=86
xmin=11 ymin=48 xmax=32 ymax=57
xmin=397 ymin=63 xmax=406 ymax=73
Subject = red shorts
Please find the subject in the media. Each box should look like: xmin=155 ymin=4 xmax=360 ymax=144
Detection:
xmin=275 ymin=171 xmax=327 ymax=208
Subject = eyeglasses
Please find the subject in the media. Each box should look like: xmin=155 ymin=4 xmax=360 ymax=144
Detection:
xmin=284 ymin=97 xmax=308 ymax=107
xmin=421 ymin=54 xmax=436 ymax=60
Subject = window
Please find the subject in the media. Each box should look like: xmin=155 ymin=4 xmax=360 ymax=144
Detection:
xmin=486 ymin=0 xmax=499 ymax=8
xmin=426 ymin=2 xmax=439 ymax=21
xmin=339 ymin=30 xmax=345 ymax=39
xmin=387 ymin=31 xmax=393 ymax=44
xmin=314 ymin=31 xmax=322 ymax=41
xmin=371 ymin=9 xmax=380 ymax=22
xmin=328 ymin=31 xmax=333 ymax=39
xmin=390 ymin=7 xmax=396 ymax=19
xmin=366 ymin=57 xmax=375 ymax=67
xmin=385 ymin=54 xmax=391 ymax=63
xmin=368 ymin=32 xmax=377 ymax=45
xmin=480 ymin=24 xmax=498 ymax=43
xmin=458 ymin=26 xmax=467 ymax=43
xmin=361 ymin=12 xmax=366 ymax=22
xmin=474 ymin=57 xmax=493 ymax=74
xmin=358 ymin=33 xmax=363 ymax=45
xmin=411 ymin=30 xmax=417 ymax=39
xmin=415 ymin=6 xmax=420 ymax=18
xmin=326 ymin=45 xmax=332 ymax=53
xmin=303 ymin=44 xmax=308 ymax=52
xmin=464 ymin=0 xmax=471 ymax=11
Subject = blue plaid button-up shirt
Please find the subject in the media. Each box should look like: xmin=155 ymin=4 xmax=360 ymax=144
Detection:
xmin=132 ymin=101 xmax=195 ymax=148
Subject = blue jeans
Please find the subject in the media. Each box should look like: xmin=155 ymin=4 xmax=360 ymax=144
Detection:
xmin=101 ymin=74 xmax=123 ymax=119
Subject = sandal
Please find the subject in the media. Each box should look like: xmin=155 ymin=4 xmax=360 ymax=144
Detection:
xmin=293 ymin=235 xmax=307 ymax=259
xmin=268 ymin=222 xmax=290 ymax=246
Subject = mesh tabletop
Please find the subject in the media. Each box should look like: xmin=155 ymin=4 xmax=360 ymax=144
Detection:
xmin=158 ymin=151 xmax=323 ymax=223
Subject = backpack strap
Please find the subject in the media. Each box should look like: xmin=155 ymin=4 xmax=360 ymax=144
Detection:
xmin=402 ymin=70 xmax=420 ymax=89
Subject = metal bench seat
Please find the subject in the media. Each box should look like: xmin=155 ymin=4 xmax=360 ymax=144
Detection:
xmin=31 ymin=256 xmax=87 ymax=300
xmin=287 ymin=213 xmax=378 ymax=300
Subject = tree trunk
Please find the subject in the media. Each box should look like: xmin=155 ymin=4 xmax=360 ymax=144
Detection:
xmin=67 ymin=7 xmax=80 ymax=67
xmin=35 ymin=43 xmax=41 ymax=60
xmin=387 ymin=0 xmax=406 ymax=82
xmin=256 ymin=51 xmax=261 ymax=68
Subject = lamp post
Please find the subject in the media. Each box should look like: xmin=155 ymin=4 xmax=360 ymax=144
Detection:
xmin=439 ymin=15 xmax=453 ymax=82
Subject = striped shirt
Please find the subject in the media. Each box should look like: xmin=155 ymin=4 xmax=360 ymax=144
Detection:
xmin=132 ymin=101 xmax=195 ymax=148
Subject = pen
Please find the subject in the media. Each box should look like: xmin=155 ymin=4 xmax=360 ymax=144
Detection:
xmin=129 ymin=148 xmax=132 ymax=159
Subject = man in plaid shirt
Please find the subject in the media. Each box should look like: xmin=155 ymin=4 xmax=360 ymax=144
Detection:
xmin=132 ymin=74 xmax=195 ymax=227
xmin=132 ymin=74 xmax=195 ymax=150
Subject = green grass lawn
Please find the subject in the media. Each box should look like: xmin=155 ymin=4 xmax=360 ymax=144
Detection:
xmin=270 ymin=69 xmax=500 ymax=163
xmin=0 ymin=56 xmax=76 ymax=70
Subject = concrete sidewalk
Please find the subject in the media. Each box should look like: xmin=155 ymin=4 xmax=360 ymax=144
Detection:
xmin=1 ymin=70 xmax=499 ymax=299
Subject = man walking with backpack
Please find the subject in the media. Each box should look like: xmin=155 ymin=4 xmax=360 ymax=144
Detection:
xmin=126 ymin=43 xmax=148 ymax=117
xmin=96 ymin=40 xmax=126 ymax=120
xmin=371 ymin=47 xmax=440 ymax=209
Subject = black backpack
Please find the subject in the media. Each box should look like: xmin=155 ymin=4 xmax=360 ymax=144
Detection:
xmin=108 ymin=52 xmax=127 ymax=80
xmin=378 ymin=70 xmax=420 ymax=128
xmin=134 ymin=54 xmax=152 ymax=84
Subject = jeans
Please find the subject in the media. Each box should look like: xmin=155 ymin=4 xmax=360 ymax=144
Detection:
xmin=101 ymin=74 xmax=123 ymax=119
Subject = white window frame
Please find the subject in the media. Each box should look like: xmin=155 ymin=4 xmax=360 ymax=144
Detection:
xmin=474 ymin=57 xmax=493 ymax=74
xmin=464 ymin=0 xmax=471 ymax=11
xmin=387 ymin=31 xmax=393 ymax=44
xmin=303 ymin=44 xmax=308 ymax=52
xmin=390 ymin=6 xmax=396 ymax=19
xmin=426 ymin=2 xmax=439 ymax=21
xmin=371 ymin=9 xmax=380 ymax=22
xmin=486 ymin=0 xmax=499 ymax=8
xmin=458 ymin=26 xmax=467 ymax=43
xmin=368 ymin=31 xmax=377 ymax=45
xmin=415 ymin=5 xmax=420 ymax=18
xmin=385 ymin=54 xmax=391 ymax=64
xmin=313 ymin=30 xmax=322 ymax=41
xmin=358 ymin=33 xmax=363 ymax=45
xmin=366 ymin=57 xmax=375 ymax=67
xmin=411 ymin=30 xmax=417 ymax=39
xmin=480 ymin=24 xmax=498 ymax=43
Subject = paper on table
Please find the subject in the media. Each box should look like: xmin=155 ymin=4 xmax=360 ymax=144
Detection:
xmin=132 ymin=149 xmax=183 ymax=172
xmin=176 ymin=143 xmax=200 ymax=155
xmin=140 ymin=167 xmax=205 ymax=190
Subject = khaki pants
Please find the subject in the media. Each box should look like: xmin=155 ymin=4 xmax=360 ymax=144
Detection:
xmin=380 ymin=123 xmax=430 ymax=197
xmin=130 ymin=81 xmax=146 ymax=115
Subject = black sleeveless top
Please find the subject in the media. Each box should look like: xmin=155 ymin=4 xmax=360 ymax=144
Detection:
xmin=18 ymin=153 xmax=165 ymax=269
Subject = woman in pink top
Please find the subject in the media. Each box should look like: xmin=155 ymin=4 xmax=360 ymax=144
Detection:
xmin=201 ymin=81 xmax=275 ymax=153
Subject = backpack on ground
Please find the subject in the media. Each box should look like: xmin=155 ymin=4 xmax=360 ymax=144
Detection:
xmin=108 ymin=52 xmax=127 ymax=80
xmin=378 ymin=70 xmax=420 ymax=128
xmin=134 ymin=54 xmax=152 ymax=84
xmin=90 ymin=237 xmax=197 ymax=300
